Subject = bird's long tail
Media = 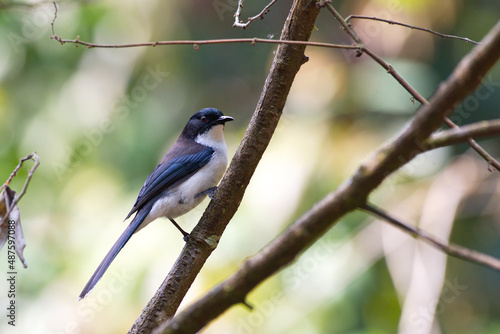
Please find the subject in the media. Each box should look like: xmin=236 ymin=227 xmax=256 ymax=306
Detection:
xmin=78 ymin=208 xmax=150 ymax=300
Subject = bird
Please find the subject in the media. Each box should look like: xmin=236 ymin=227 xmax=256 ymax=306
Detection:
xmin=79 ymin=108 xmax=234 ymax=300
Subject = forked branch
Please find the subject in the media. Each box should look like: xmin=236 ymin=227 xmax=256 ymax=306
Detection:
xmin=49 ymin=2 xmax=354 ymax=51
xmin=233 ymin=0 xmax=279 ymax=29
xmin=425 ymin=119 xmax=500 ymax=149
xmin=324 ymin=3 xmax=500 ymax=172
xmin=0 ymin=152 xmax=40 ymax=227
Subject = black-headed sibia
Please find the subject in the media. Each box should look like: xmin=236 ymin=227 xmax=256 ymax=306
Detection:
xmin=79 ymin=108 xmax=233 ymax=299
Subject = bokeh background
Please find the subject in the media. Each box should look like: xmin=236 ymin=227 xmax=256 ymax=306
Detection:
xmin=1 ymin=0 xmax=500 ymax=333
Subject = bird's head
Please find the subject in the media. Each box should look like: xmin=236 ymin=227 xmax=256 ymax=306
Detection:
xmin=182 ymin=108 xmax=234 ymax=144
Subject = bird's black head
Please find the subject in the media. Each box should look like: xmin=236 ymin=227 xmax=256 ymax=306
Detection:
xmin=181 ymin=108 xmax=234 ymax=139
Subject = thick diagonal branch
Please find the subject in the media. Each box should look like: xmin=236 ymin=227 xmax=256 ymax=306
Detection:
xmin=129 ymin=1 xmax=321 ymax=333
xmin=150 ymin=18 xmax=500 ymax=334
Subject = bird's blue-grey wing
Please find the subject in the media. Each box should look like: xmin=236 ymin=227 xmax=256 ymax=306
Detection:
xmin=80 ymin=146 xmax=214 ymax=299
xmin=125 ymin=147 xmax=214 ymax=219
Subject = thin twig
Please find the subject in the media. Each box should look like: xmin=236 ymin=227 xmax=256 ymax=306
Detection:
xmin=0 ymin=153 xmax=40 ymax=227
xmin=426 ymin=119 xmax=500 ymax=149
xmin=2 ymin=154 xmax=37 ymax=188
xmin=50 ymin=1 xmax=353 ymax=51
xmin=443 ymin=118 xmax=500 ymax=171
xmin=361 ymin=203 xmax=500 ymax=271
xmin=50 ymin=1 xmax=57 ymax=37
xmin=323 ymin=3 xmax=500 ymax=172
xmin=233 ymin=0 xmax=279 ymax=29
xmin=345 ymin=15 xmax=480 ymax=45
xmin=50 ymin=35 xmax=358 ymax=50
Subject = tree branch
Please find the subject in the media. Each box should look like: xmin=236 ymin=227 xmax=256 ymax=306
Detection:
xmin=0 ymin=152 xmax=40 ymax=228
xmin=233 ymin=0 xmax=279 ymax=29
xmin=442 ymin=117 xmax=500 ymax=171
xmin=150 ymin=18 xmax=500 ymax=334
xmin=129 ymin=1 xmax=321 ymax=333
xmin=345 ymin=14 xmax=480 ymax=45
xmin=50 ymin=2 xmax=354 ymax=51
xmin=50 ymin=36 xmax=357 ymax=51
xmin=324 ymin=2 xmax=500 ymax=172
xmin=360 ymin=203 xmax=500 ymax=271
xmin=425 ymin=119 xmax=500 ymax=149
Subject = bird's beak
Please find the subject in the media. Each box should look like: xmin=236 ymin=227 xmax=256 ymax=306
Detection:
xmin=214 ymin=116 xmax=234 ymax=125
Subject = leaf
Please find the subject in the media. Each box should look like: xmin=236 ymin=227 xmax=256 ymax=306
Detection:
xmin=0 ymin=186 xmax=28 ymax=268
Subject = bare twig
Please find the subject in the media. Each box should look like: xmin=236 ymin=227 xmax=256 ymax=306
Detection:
xmin=361 ymin=203 xmax=500 ymax=271
xmin=426 ymin=119 xmax=500 ymax=149
xmin=323 ymin=3 xmax=500 ymax=172
xmin=0 ymin=153 xmax=40 ymax=227
xmin=50 ymin=1 xmax=353 ymax=51
xmin=50 ymin=1 xmax=57 ymax=37
xmin=50 ymin=35 xmax=357 ymax=50
xmin=152 ymin=20 xmax=500 ymax=334
xmin=442 ymin=118 xmax=500 ymax=171
xmin=233 ymin=0 xmax=279 ymax=29
xmin=345 ymin=15 xmax=480 ymax=45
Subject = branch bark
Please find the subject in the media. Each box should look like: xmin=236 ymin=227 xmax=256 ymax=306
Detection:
xmin=151 ymin=20 xmax=500 ymax=333
xmin=425 ymin=119 xmax=500 ymax=149
xmin=361 ymin=203 xmax=500 ymax=271
xmin=129 ymin=1 xmax=321 ymax=333
xmin=345 ymin=14 xmax=479 ymax=45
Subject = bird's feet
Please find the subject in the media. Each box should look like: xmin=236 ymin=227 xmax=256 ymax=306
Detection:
xmin=195 ymin=186 xmax=218 ymax=200
xmin=169 ymin=218 xmax=190 ymax=242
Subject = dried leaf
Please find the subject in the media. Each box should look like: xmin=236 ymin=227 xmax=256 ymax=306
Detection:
xmin=0 ymin=186 xmax=28 ymax=268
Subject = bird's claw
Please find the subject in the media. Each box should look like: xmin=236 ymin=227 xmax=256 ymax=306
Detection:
xmin=195 ymin=186 xmax=218 ymax=200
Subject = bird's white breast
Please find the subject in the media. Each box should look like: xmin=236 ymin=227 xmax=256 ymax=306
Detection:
xmin=146 ymin=124 xmax=228 ymax=224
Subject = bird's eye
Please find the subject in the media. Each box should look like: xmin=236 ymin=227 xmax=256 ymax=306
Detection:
xmin=200 ymin=116 xmax=208 ymax=123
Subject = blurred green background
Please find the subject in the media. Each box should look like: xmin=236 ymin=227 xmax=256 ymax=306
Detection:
xmin=1 ymin=0 xmax=499 ymax=333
